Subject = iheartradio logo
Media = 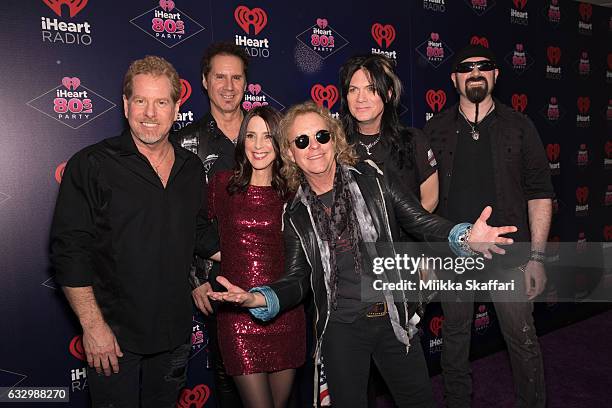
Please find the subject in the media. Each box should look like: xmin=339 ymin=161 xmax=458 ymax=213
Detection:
xmin=576 ymin=186 xmax=589 ymax=205
xmin=546 ymin=144 xmax=560 ymax=162
xmin=179 ymin=79 xmax=191 ymax=107
xmin=425 ymin=90 xmax=446 ymax=112
xmin=177 ymin=384 xmax=211 ymax=408
xmin=234 ymin=5 xmax=267 ymax=35
xmin=577 ymin=96 xmax=590 ymax=114
xmin=513 ymin=0 xmax=527 ymax=9
xmin=429 ymin=315 xmax=444 ymax=337
xmin=43 ymin=0 xmax=88 ymax=18
xmin=604 ymin=225 xmax=612 ymax=241
xmin=55 ymin=161 xmax=67 ymax=184
xmin=547 ymin=46 xmax=561 ymax=65
xmin=511 ymin=94 xmax=528 ymax=112
xmin=470 ymin=36 xmax=489 ymax=48
xmin=371 ymin=23 xmax=396 ymax=49
xmin=69 ymin=335 xmax=85 ymax=361
xmin=311 ymin=84 xmax=338 ymax=110
xmin=62 ymin=76 xmax=80 ymax=91
xmin=578 ymin=2 xmax=592 ymax=22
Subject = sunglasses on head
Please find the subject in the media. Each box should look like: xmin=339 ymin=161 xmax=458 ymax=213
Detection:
xmin=290 ymin=129 xmax=331 ymax=149
xmin=455 ymin=60 xmax=496 ymax=73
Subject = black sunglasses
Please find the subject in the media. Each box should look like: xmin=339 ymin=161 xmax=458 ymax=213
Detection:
xmin=455 ymin=60 xmax=496 ymax=73
xmin=290 ymin=129 xmax=331 ymax=149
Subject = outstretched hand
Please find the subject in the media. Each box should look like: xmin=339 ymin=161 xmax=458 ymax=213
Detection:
xmin=468 ymin=206 xmax=517 ymax=259
xmin=207 ymin=276 xmax=266 ymax=308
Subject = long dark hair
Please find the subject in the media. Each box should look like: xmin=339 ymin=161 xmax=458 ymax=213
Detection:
xmin=339 ymin=54 xmax=414 ymax=170
xmin=227 ymin=106 xmax=288 ymax=198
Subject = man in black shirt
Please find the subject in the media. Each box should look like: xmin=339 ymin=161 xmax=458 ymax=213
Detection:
xmin=339 ymin=54 xmax=439 ymax=212
xmin=423 ymin=45 xmax=554 ymax=408
xmin=172 ymin=41 xmax=248 ymax=407
xmin=50 ymin=56 xmax=217 ymax=407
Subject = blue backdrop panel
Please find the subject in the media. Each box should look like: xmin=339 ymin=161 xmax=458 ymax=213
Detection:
xmin=1 ymin=1 xmax=610 ymax=406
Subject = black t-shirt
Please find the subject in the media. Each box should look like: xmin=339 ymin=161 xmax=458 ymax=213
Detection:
xmin=354 ymin=131 xmax=437 ymax=197
xmin=447 ymin=112 xmax=497 ymax=225
xmin=318 ymin=190 xmax=382 ymax=323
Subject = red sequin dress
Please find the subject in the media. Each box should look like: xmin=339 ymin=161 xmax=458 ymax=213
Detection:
xmin=209 ymin=171 xmax=306 ymax=376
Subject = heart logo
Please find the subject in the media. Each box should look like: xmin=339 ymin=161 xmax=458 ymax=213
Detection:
xmin=547 ymin=46 xmax=561 ymax=65
xmin=159 ymin=0 xmax=174 ymax=12
xmin=513 ymin=0 xmax=528 ymax=9
xmin=576 ymin=186 xmax=589 ymax=205
xmin=42 ymin=0 xmax=88 ymax=18
xmin=247 ymin=83 xmax=262 ymax=95
xmin=430 ymin=32 xmax=440 ymax=42
xmin=234 ymin=5 xmax=268 ymax=35
xmin=316 ymin=18 xmax=328 ymax=29
xmin=470 ymin=36 xmax=489 ymax=48
xmin=371 ymin=23 xmax=396 ymax=49
xmin=62 ymin=76 xmax=80 ymax=90
xmin=179 ymin=79 xmax=192 ymax=107
xmin=515 ymin=43 xmax=524 ymax=52
xmin=69 ymin=335 xmax=85 ymax=361
xmin=581 ymin=51 xmax=588 ymax=59
xmin=604 ymin=226 xmax=612 ymax=241
xmin=425 ymin=89 xmax=446 ymax=112
xmin=605 ymin=141 xmax=612 ymax=158
xmin=552 ymin=0 xmax=558 ymax=5
xmin=577 ymin=96 xmax=590 ymax=115
xmin=511 ymin=94 xmax=528 ymax=112
xmin=478 ymin=304 xmax=486 ymax=313
xmin=550 ymin=97 xmax=557 ymax=104
xmin=579 ymin=3 xmax=592 ymax=21
xmin=429 ymin=316 xmax=444 ymax=337
xmin=54 ymin=161 xmax=67 ymax=184
xmin=177 ymin=384 xmax=211 ymax=408
xmin=546 ymin=144 xmax=560 ymax=162
xmin=311 ymin=84 xmax=338 ymax=110
xmin=242 ymin=101 xmax=252 ymax=111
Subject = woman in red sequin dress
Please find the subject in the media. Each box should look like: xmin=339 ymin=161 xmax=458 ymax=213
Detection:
xmin=208 ymin=106 xmax=305 ymax=408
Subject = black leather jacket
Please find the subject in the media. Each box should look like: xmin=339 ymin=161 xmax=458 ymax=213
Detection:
xmin=171 ymin=112 xmax=236 ymax=288
xmin=268 ymin=162 xmax=455 ymax=358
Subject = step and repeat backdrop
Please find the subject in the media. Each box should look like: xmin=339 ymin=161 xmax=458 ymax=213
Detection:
xmin=1 ymin=0 xmax=610 ymax=406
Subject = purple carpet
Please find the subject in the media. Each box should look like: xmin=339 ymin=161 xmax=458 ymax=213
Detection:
xmin=427 ymin=309 xmax=612 ymax=407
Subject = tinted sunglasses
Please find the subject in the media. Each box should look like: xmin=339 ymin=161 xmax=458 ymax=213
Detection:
xmin=455 ymin=60 xmax=496 ymax=73
xmin=290 ymin=129 xmax=331 ymax=149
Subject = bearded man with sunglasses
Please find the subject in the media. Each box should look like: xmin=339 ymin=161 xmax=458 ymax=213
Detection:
xmin=207 ymin=101 xmax=520 ymax=408
xmin=423 ymin=45 xmax=553 ymax=408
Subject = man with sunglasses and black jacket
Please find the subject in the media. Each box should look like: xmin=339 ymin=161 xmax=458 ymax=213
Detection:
xmin=423 ymin=44 xmax=554 ymax=408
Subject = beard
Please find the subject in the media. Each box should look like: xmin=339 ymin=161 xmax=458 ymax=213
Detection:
xmin=463 ymin=76 xmax=491 ymax=104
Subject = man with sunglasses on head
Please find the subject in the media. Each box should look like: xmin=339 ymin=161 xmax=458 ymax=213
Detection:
xmin=207 ymin=101 xmax=519 ymax=408
xmin=423 ymin=44 xmax=553 ymax=408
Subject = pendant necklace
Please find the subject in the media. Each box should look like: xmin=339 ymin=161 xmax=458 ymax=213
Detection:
xmin=152 ymin=146 xmax=171 ymax=183
xmin=358 ymin=135 xmax=381 ymax=156
xmin=459 ymin=103 xmax=494 ymax=141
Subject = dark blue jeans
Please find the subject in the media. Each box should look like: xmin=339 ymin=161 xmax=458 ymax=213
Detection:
xmin=321 ymin=314 xmax=434 ymax=408
xmin=87 ymin=343 xmax=191 ymax=408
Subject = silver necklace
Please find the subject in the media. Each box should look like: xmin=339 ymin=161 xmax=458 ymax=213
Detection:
xmin=458 ymin=103 xmax=495 ymax=141
xmin=151 ymin=146 xmax=171 ymax=183
xmin=358 ymin=135 xmax=381 ymax=155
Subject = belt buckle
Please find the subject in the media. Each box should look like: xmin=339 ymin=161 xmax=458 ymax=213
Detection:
xmin=366 ymin=302 xmax=388 ymax=318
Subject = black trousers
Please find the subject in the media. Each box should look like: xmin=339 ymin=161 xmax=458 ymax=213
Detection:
xmin=440 ymin=266 xmax=546 ymax=408
xmin=87 ymin=343 xmax=191 ymax=408
xmin=321 ymin=314 xmax=435 ymax=408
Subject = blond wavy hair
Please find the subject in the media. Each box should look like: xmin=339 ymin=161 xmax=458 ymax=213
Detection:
xmin=279 ymin=101 xmax=358 ymax=192
xmin=123 ymin=55 xmax=181 ymax=103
